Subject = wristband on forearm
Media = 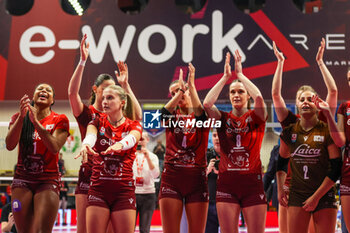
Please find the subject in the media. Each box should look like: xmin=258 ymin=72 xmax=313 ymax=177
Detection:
xmin=79 ymin=59 xmax=86 ymax=66
xmin=82 ymin=133 xmax=97 ymax=147
xmin=119 ymin=134 xmax=137 ymax=150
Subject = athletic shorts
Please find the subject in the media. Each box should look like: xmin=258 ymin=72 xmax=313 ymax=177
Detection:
xmin=216 ymin=172 xmax=266 ymax=208
xmin=340 ymin=175 xmax=350 ymax=196
xmin=75 ymin=164 xmax=92 ymax=195
xmin=158 ymin=164 xmax=208 ymax=204
xmin=11 ymin=178 xmax=60 ymax=196
xmin=289 ymin=189 xmax=337 ymax=212
xmin=87 ymin=182 xmax=136 ymax=211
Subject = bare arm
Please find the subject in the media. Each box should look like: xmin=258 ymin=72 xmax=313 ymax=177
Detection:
xmin=316 ymin=38 xmax=338 ymax=116
xmin=164 ymin=69 xmax=186 ymax=113
xmin=276 ymin=139 xmax=290 ymax=207
xmin=187 ymin=63 xmax=204 ymax=117
xmin=203 ymin=52 xmax=232 ymax=120
xmin=271 ymin=42 xmax=289 ymax=122
xmin=115 ymin=61 xmax=143 ymax=121
xmin=234 ymin=50 xmax=267 ymax=121
xmin=5 ymin=95 xmax=31 ymax=150
xmin=68 ymin=34 xmax=89 ymax=117
xmin=337 ymin=114 xmax=347 ymax=146
xmin=314 ymin=96 xmax=345 ymax=147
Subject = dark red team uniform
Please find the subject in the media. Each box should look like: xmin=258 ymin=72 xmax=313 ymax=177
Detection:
xmin=87 ymin=115 xmax=142 ymax=211
xmin=159 ymin=108 xmax=210 ymax=203
xmin=337 ymin=102 xmax=350 ymax=195
xmin=75 ymin=105 xmax=103 ymax=195
xmin=216 ymin=110 xmax=267 ymax=207
xmin=10 ymin=111 xmax=70 ymax=195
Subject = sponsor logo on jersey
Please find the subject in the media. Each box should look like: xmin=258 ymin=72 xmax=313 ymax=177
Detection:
xmin=259 ymin=194 xmax=265 ymax=200
xmin=100 ymin=138 xmax=116 ymax=146
xmin=313 ymin=135 xmax=324 ymax=142
xmin=161 ymin=187 xmax=177 ymax=195
xmin=216 ymin=191 xmax=232 ymax=198
xmin=46 ymin=124 xmax=54 ymax=130
xmin=303 ymin=136 xmax=308 ymax=141
xmin=291 ymin=144 xmax=321 ymax=157
xmin=291 ymin=134 xmax=297 ymax=143
xmin=99 ymin=127 xmax=105 ymax=136
xmin=129 ymin=198 xmax=134 ymax=204
xmin=347 ymin=108 xmax=350 ymax=116
xmin=88 ymin=195 xmax=104 ymax=203
xmin=347 ymin=119 xmax=350 ymax=126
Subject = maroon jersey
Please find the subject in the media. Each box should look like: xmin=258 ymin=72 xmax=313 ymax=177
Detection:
xmin=10 ymin=112 xmax=69 ymax=181
xmin=217 ymin=110 xmax=266 ymax=174
xmin=89 ymin=115 xmax=142 ymax=188
xmin=337 ymin=101 xmax=350 ymax=181
xmin=162 ymin=108 xmax=210 ymax=168
xmin=75 ymin=105 xmax=104 ymax=166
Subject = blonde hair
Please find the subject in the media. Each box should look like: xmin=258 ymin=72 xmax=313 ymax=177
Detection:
xmin=296 ymin=85 xmax=317 ymax=101
xmin=229 ymin=79 xmax=251 ymax=109
xmin=105 ymin=85 xmax=135 ymax=120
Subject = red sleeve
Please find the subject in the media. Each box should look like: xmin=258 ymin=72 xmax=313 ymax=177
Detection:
xmin=88 ymin=115 xmax=100 ymax=129
xmin=251 ymin=109 xmax=267 ymax=125
xmin=128 ymin=120 xmax=143 ymax=135
xmin=55 ymin=114 xmax=70 ymax=134
xmin=75 ymin=104 xmax=91 ymax=127
xmin=337 ymin=102 xmax=346 ymax=116
xmin=9 ymin=113 xmax=20 ymax=128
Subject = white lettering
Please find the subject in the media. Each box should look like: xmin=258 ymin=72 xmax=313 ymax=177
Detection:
xmin=182 ymin=24 xmax=209 ymax=62
xmin=212 ymin=10 xmax=245 ymax=63
xmin=326 ymin=34 xmax=345 ymax=50
xmin=20 ymin=26 xmax=55 ymax=64
xmin=82 ymin=25 xmax=136 ymax=63
xmin=290 ymin=34 xmax=309 ymax=50
xmin=138 ymin=24 xmax=176 ymax=63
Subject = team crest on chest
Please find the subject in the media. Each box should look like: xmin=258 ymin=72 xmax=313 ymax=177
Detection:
xmin=291 ymin=134 xmax=297 ymax=143
xmin=346 ymin=108 xmax=350 ymax=116
xmin=46 ymin=124 xmax=54 ymax=130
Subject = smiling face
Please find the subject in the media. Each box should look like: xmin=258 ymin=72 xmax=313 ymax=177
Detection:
xmin=33 ymin=83 xmax=54 ymax=107
xmin=102 ymin=87 xmax=125 ymax=115
xmin=297 ymin=91 xmax=317 ymax=117
xmin=229 ymin=81 xmax=249 ymax=109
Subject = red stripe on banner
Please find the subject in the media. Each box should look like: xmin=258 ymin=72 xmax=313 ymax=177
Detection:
xmin=191 ymin=0 xmax=209 ymax=19
xmin=189 ymin=11 xmax=309 ymax=91
xmin=0 ymin=55 xmax=8 ymax=100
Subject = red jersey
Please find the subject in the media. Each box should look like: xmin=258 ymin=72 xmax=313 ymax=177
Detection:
xmin=217 ymin=110 xmax=266 ymax=174
xmin=161 ymin=108 xmax=210 ymax=168
xmin=10 ymin=111 xmax=69 ymax=181
xmin=337 ymin=101 xmax=350 ymax=180
xmin=89 ymin=115 xmax=142 ymax=186
xmin=75 ymin=105 xmax=104 ymax=166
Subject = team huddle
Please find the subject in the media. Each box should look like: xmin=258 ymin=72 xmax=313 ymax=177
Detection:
xmin=5 ymin=35 xmax=350 ymax=233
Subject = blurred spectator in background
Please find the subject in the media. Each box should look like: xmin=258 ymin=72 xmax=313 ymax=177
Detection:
xmin=263 ymin=144 xmax=279 ymax=212
xmin=1 ymin=202 xmax=17 ymax=233
xmin=58 ymin=152 xmax=66 ymax=176
xmin=153 ymin=140 xmax=165 ymax=173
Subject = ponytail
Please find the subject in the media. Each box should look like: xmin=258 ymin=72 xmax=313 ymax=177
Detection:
xmin=89 ymin=74 xmax=114 ymax=105
xmin=123 ymin=93 xmax=135 ymax=120
xmin=19 ymin=101 xmax=35 ymax=160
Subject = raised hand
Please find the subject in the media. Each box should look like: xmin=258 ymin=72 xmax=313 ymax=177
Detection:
xmin=115 ymin=61 xmax=129 ymax=88
xmin=223 ymin=52 xmax=232 ymax=79
xmin=19 ymin=95 xmax=30 ymax=118
xmin=273 ymin=41 xmax=285 ymax=62
xmin=101 ymin=142 xmax=123 ymax=155
xmin=80 ymin=34 xmax=90 ymax=62
xmin=178 ymin=68 xmax=186 ymax=92
xmin=187 ymin=63 xmax=195 ymax=87
xmin=233 ymin=50 xmax=243 ymax=75
xmin=312 ymin=95 xmax=330 ymax=113
xmin=316 ymin=38 xmax=325 ymax=65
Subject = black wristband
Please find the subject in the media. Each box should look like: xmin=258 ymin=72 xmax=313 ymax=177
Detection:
xmin=277 ymin=154 xmax=289 ymax=173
